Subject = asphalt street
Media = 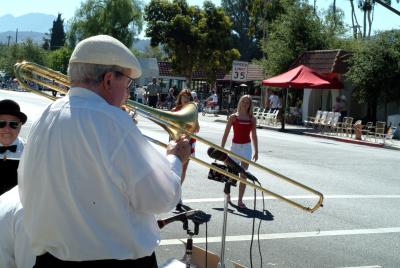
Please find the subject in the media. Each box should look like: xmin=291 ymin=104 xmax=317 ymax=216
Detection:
xmin=2 ymin=89 xmax=400 ymax=268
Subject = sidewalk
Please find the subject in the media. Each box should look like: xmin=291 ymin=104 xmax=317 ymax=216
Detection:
xmin=198 ymin=113 xmax=400 ymax=151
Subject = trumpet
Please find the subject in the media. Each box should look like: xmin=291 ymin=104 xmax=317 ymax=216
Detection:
xmin=14 ymin=61 xmax=324 ymax=213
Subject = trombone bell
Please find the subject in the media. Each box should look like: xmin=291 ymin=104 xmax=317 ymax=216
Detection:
xmin=126 ymin=99 xmax=199 ymax=140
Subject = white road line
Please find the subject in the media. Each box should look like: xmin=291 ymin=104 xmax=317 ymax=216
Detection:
xmin=338 ymin=265 xmax=382 ymax=268
xmin=183 ymin=194 xmax=400 ymax=203
xmin=159 ymin=227 xmax=400 ymax=246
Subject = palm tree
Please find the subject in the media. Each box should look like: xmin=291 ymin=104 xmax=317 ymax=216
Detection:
xmin=350 ymin=0 xmax=362 ymax=38
xmin=358 ymin=0 xmax=399 ymax=38
xmin=358 ymin=0 xmax=373 ymax=38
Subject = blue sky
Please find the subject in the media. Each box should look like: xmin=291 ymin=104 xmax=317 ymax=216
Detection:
xmin=0 ymin=0 xmax=398 ymax=36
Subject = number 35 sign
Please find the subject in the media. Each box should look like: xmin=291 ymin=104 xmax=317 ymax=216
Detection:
xmin=231 ymin=60 xmax=248 ymax=82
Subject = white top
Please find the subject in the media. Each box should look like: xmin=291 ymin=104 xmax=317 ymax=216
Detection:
xmin=18 ymin=87 xmax=182 ymax=261
xmin=210 ymin=93 xmax=218 ymax=103
xmin=0 ymin=137 xmax=25 ymax=160
xmin=269 ymin=94 xmax=280 ymax=109
xmin=0 ymin=187 xmax=35 ymax=268
xmin=135 ymin=87 xmax=146 ymax=100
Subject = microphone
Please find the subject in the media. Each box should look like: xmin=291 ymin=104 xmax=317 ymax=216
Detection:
xmin=207 ymin=147 xmax=258 ymax=182
xmin=158 ymin=209 xmax=201 ymax=229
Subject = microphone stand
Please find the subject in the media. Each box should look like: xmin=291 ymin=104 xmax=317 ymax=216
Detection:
xmin=217 ymin=179 xmax=234 ymax=268
xmin=217 ymin=170 xmax=258 ymax=268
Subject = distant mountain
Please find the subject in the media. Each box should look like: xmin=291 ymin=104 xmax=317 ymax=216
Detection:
xmin=0 ymin=13 xmax=55 ymax=33
xmin=0 ymin=13 xmax=150 ymax=50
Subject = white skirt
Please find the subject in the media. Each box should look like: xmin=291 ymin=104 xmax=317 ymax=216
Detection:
xmin=230 ymin=142 xmax=252 ymax=164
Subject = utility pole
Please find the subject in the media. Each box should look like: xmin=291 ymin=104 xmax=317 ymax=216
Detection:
xmin=15 ymin=28 xmax=18 ymax=44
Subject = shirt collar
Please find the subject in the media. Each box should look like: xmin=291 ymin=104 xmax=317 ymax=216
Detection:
xmin=0 ymin=137 xmax=24 ymax=159
xmin=68 ymin=87 xmax=108 ymax=105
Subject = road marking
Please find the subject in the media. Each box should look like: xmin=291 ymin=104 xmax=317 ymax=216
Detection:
xmin=338 ymin=265 xmax=382 ymax=268
xmin=159 ymin=227 xmax=400 ymax=245
xmin=184 ymin=195 xmax=400 ymax=203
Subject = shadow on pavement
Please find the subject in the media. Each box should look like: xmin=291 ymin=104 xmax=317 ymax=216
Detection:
xmin=212 ymin=205 xmax=274 ymax=221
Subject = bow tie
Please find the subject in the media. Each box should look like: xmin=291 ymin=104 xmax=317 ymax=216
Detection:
xmin=0 ymin=145 xmax=17 ymax=154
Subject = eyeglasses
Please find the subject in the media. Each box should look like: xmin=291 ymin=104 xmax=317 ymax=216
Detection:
xmin=0 ymin=120 xmax=21 ymax=129
xmin=115 ymin=71 xmax=134 ymax=89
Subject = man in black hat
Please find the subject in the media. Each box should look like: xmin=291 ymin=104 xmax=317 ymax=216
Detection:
xmin=0 ymin=99 xmax=27 ymax=195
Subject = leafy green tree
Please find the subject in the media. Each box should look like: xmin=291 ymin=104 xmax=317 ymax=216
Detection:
xmin=42 ymin=33 xmax=50 ymax=50
xmin=68 ymin=0 xmax=143 ymax=47
xmin=132 ymin=44 xmax=167 ymax=61
xmin=221 ymin=0 xmax=262 ymax=61
xmin=0 ymin=45 xmax=9 ymax=74
xmin=198 ymin=1 xmax=240 ymax=85
xmin=260 ymin=0 xmax=329 ymax=76
xmin=320 ymin=3 xmax=348 ymax=49
xmin=145 ymin=0 xmax=203 ymax=85
xmin=145 ymin=0 xmax=238 ymax=86
xmin=247 ymin=0 xmax=286 ymax=59
xmin=2 ymin=40 xmax=46 ymax=76
xmin=46 ymin=46 xmax=73 ymax=74
xmin=346 ymin=30 xmax=400 ymax=121
xmin=323 ymin=3 xmax=347 ymax=38
xmin=50 ymin=13 xmax=66 ymax=50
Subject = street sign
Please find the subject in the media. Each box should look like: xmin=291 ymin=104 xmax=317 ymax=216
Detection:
xmin=231 ymin=61 xmax=248 ymax=82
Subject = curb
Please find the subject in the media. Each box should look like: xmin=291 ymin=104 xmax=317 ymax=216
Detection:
xmin=304 ymin=132 xmax=384 ymax=148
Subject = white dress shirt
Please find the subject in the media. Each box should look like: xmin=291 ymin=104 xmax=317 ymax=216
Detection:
xmin=18 ymin=87 xmax=182 ymax=261
xmin=0 ymin=137 xmax=24 ymax=160
xmin=0 ymin=186 xmax=35 ymax=268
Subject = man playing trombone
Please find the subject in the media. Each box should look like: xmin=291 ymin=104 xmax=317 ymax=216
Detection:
xmin=18 ymin=35 xmax=191 ymax=267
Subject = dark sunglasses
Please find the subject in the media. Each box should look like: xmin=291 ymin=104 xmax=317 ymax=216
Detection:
xmin=115 ymin=71 xmax=134 ymax=89
xmin=0 ymin=120 xmax=21 ymax=129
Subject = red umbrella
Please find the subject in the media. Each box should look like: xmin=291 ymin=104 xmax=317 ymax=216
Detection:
xmin=262 ymin=65 xmax=343 ymax=89
xmin=262 ymin=65 xmax=343 ymax=130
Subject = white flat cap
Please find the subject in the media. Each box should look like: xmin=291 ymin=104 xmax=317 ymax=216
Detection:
xmin=69 ymin=35 xmax=142 ymax=79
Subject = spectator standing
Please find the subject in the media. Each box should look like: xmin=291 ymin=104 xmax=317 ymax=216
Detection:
xmin=339 ymin=95 xmax=348 ymax=118
xmin=220 ymin=95 xmax=258 ymax=208
xmin=171 ymin=89 xmax=200 ymax=183
xmin=206 ymin=90 xmax=218 ymax=109
xmin=269 ymin=91 xmax=280 ymax=112
xmin=333 ymin=96 xmax=343 ymax=113
xmin=0 ymin=99 xmax=27 ymax=195
xmin=171 ymin=89 xmax=200 ymax=210
xmin=135 ymin=84 xmax=146 ymax=104
xmin=147 ymin=77 xmax=161 ymax=108
xmin=165 ymin=88 xmax=176 ymax=110
xmin=191 ymin=90 xmax=200 ymax=112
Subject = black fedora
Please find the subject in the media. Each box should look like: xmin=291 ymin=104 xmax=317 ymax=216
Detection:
xmin=0 ymin=99 xmax=27 ymax=124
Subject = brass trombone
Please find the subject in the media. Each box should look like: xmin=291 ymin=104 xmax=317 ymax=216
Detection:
xmin=14 ymin=61 xmax=324 ymax=213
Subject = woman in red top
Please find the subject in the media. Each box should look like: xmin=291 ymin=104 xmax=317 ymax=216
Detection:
xmin=172 ymin=89 xmax=200 ymax=185
xmin=221 ymin=95 xmax=258 ymax=208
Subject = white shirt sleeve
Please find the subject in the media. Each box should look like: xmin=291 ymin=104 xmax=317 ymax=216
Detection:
xmin=129 ymin=154 xmax=182 ymax=214
xmin=0 ymin=187 xmax=35 ymax=268
xmin=110 ymin=125 xmax=182 ymax=215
